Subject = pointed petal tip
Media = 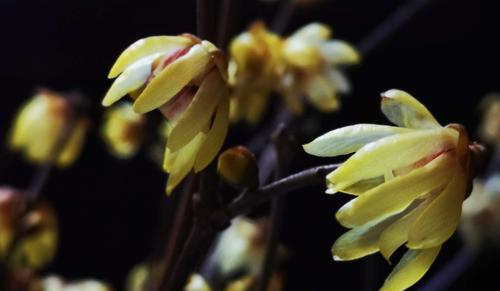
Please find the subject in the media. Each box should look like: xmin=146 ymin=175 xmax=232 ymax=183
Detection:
xmin=332 ymin=255 xmax=344 ymax=261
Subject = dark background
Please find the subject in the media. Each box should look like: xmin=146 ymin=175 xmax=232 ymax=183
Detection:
xmin=0 ymin=0 xmax=497 ymax=290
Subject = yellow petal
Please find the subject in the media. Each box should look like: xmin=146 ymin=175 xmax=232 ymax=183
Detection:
xmin=164 ymin=133 xmax=205 ymax=195
xmin=321 ymin=40 xmax=360 ymax=65
xmin=108 ymin=36 xmax=193 ymax=78
xmin=167 ymin=70 xmax=223 ymax=152
xmin=326 ymin=68 xmax=350 ymax=93
xmin=283 ymin=38 xmax=323 ymax=69
xmin=304 ymin=74 xmax=339 ymax=112
xmin=133 ymin=44 xmax=212 ymax=113
xmin=291 ymin=23 xmax=331 ymax=41
xmin=407 ymin=165 xmax=467 ymax=249
xmin=381 ymin=89 xmax=441 ymax=129
xmin=194 ymin=97 xmax=229 ymax=172
xmin=102 ymin=55 xmax=155 ymax=106
xmin=379 ymin=200 xmax=429 ymax=261
xmin=339 ymin=176 xmax=385 ymax=195
xmin=336 ymin=152 xmax=454 ymax=228
xmin=332 ymin=215 xmax=399 ymax=261
xmin=381 ymin=247 xmax=441 ymax=291
xmin=57 ymin=119 xmax=88 ymax=167
xmin=327 ymin=129 xmax=457 ymax=193
xmin=303 ymin=124 xmax=413 ymax=157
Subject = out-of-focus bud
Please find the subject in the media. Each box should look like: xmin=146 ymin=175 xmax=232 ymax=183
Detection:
xmin=10 ymin=203 xmax=58 ymax=270
xmin=103 ymin=34 xmax=230 ymax=194
xmin=184 ymin=274 xmax=211 ymax=291
xmin=210 ymin=217 xmax=286 ymax=278
xmin=229 ymin=22 xmax=284 ymax=124
xmin=279 ymin=23 xmax=359 ymax=114
xmin=125 ymin=262 xmax=162 ymax=291
xmin=224 ymin=273 xmax=284 ymax=291
xmin=9 ymin=90 xmax=89 ymax=167
xmin=478 ymin=93 xmax=500 ymax=145
xmin=217 ymin=146 xmax=259 ymax=189
xmin=41 ymin=275 xmax=112 ymax=291
xmin=461 ymin=175 xmax=500 ymax=249
xmin=0 ymin=187 xmax=25 ymax=258
xmin=101 ymin=102 xmax=146 ymax=158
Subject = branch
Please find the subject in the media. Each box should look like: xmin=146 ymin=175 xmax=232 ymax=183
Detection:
xmin=226 ymin=163 xmax=340 ymax=219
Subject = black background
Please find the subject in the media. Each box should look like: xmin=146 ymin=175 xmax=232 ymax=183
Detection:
xmin=0 ymin=0 xmax=497 ymax=290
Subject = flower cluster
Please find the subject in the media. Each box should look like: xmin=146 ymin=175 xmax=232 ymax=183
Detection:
xmin=103 ymin=34 xmax=230 ymax=193
xmin=9 ymin=90 xmax=89 ymax=167
xmin=304 ymin=89 xmax=471 ymax=290
xmin=228 ymin=22 xmax=359 ymax=124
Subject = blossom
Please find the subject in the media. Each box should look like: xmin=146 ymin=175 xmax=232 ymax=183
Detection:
xmin=9 ymin=90 xmax=89 ymax=167
xmin=103 ymin=34 xmax=230 ymax=194
xmin=304 ymin=89 xmax=471 ymax=291
xmin=184 ymin=274 xmax=211 ymax=291
xmin=41 ymin=275 xmax=112 ymax=291
xmin=478 ymin=93 xmax=500 ymax=145
xmin=228 ymin=22 xmax=283 ymax=124
xmin=279 ymin=23 xmax=359 ymax=114
xmin=101 ymin=102 xmax=146 ymax=158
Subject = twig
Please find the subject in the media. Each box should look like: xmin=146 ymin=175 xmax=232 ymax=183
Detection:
xmin=271 ymin=0 xmax=296 ymax=34
xmin=226 ymin=163 xmax=340 ymax=218
xmin=216 ymin=0 xmax=234 ymax=49
xmin=357 ymin=0 xmax=433 ymax=57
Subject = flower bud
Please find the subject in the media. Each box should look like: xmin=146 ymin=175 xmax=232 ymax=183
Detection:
xmin=217 ymin=146 xmax=259 ymax=189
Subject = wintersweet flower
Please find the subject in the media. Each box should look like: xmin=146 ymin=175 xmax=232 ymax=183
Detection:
xmin=103 ymin=34 xmax=230 ymax=194
xmin=42 ymin=275 xmax=112 ymax=291
xmin=101 ymin=102 xmax=145 ymax=158
xmin=228 ymin=22 xmax=283 ymax=124
xmin=279 ymin=23 xmax=359 ymax=114
xmin=184 ymin=274 xmax=211 ymax=291
xmin=9 ymin=91 xmax=89 ymax=167
xmin=304 ymin=89 xmax=472 ymax=291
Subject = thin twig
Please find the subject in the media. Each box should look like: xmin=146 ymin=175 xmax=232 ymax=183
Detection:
xmin=357 ymin=0 xmax=433 ymax=56
xmin=271 ymin=0 xmax=296 ymax=34
xmin=226 ymin=163 xmax=340 ymax=218
xmin=216 ymin=0 xmax=234 ymax=49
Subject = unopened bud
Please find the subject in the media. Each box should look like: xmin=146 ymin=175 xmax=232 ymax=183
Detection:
xmin=217 ymin=146 xmax=259 ymax=189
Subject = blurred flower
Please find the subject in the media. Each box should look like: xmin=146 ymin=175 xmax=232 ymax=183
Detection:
xmin=101 ymin=102 xmax=146 ymax=158
xmin=217 ymin=146 xmax=259 ymax=189
xmin=9 ymin=90 xmax=89 ymax=167
xmin=478 ymin=93 xmax=500 ymax=145
xmin=10 ymin=203 xmax=58 ymax=271
xmin=184 ymin=274 xmax=211 ymax=291
xmin=461 ymin=175 xmax=500 ymax=249
xmin=0 ymin=188 xmax=25 ymax=258
xmin=41 ymin=275 xmax=112 ymax=291
xmin=224 ymin=273 xmax=283 ymax=291
xmin=103 ymin=34 xmax=230 ymax=194
xmin=228 ymin=22 xmax=284 ymax=124
xmin=279 ymin=23 xmax=359 ymax=114
xmin=304 ymin=89 xmax=472 ymax=291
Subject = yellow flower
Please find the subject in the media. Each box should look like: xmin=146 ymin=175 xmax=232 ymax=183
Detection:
xmin=280 ymin=23 xmax=359 ymax=114
xmin=103 ymin=34 xmax=230 ymax=194
xmin=9 ymin=91 xmax=89 ymax=167
xmin=478 ymin=93 xmax=500 ymax=145
xmin=42 ymin=275 xmax=112 ymax=291
xmin=184 ymin=274 xmax=211 ymax=291
xmin=229 ymin=22 xmax=284 ymax=124
xmin=304 ymin=89 xmax=471 ymax=291
xmin=10 ymin=203 xmax=58 ymax=271
xmin=101 ymin=102 xmax=146 ymax=158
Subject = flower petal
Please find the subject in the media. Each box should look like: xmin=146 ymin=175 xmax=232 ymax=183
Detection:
xmin=57 ymin=119 xmax=88 ymax=167
xmin=133 ymin=44 xmax=212 ymax=113
xmin=193 ymin=96 xmax=229 ymax=172
xmin=303 ymin=124 xmax=412 ymax=157
xmin=290 ymin=23 xmax=331 ymax=41
xmin=164 ymin=133 xmax=205 ymax=195
xmin=332 ymin=215 xmax=400 ymax=261
xmin=304 ymin=75 xmax=339 ymax=112
xmin=108 ymin=36 xmax=193 ymax=78
xmin=378 ymin=200 xmax=429 ymax=261
xmin=381 ymin=89 xmax=441 ymax=129
xmin=167 ymin=70 xmax=224 ymax=152
xmin=327 ymin=129 xmax=457 ymax=193
xmin=380 ymin=246 xmax=441 ymax=291
xmin=407 ymin=165 xmax=467 ymax=249
xmin=102 ymin=55 xmax=155 ymax=106
xmin=336 ymin=152 xmax=454 ymax=228
xmin=321 ymin=40 xmax=360 ymax=65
